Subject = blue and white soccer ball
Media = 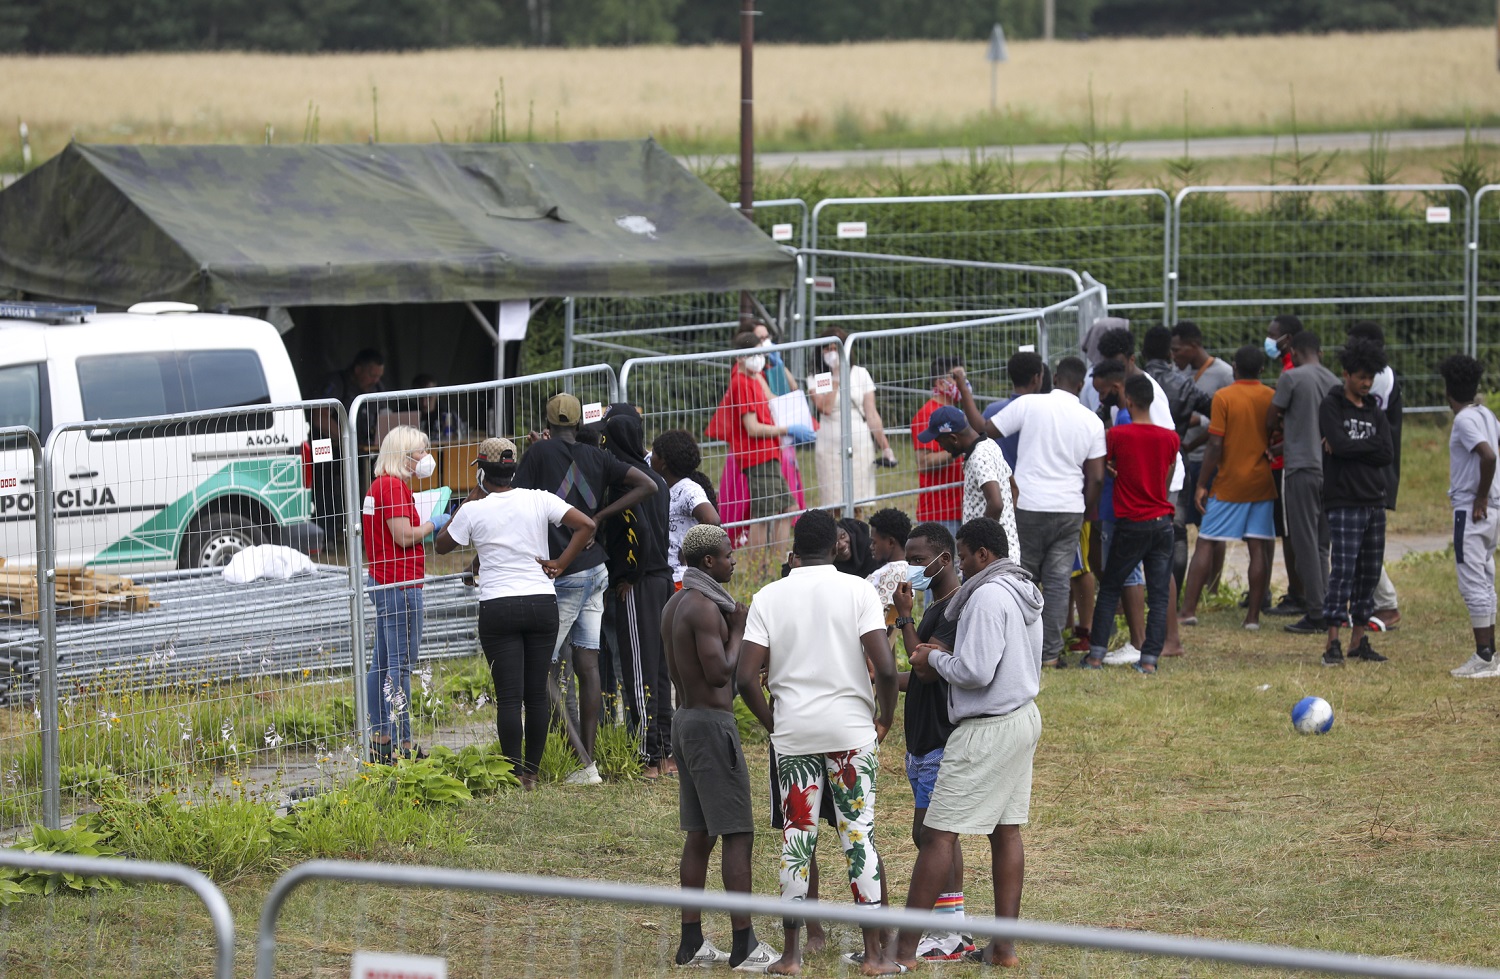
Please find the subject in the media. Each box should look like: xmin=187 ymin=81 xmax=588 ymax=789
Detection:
xmin=1291 ymin=696 xmax=1334 ymax=735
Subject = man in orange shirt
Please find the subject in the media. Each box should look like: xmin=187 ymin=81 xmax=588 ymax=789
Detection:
xmin=1179 ymin=346 xmax=1276 ymax=631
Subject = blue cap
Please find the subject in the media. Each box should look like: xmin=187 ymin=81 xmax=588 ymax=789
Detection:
xmin=917 ymin=405 xmax=970 ymax=443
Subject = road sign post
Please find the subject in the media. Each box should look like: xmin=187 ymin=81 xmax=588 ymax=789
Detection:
xmin=987 ymin=24 xmax=1009 ymax=112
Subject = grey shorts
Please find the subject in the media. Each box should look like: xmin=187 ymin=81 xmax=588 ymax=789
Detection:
xmin=676 ymin=708 xmax=754 ymax=837
xmin=925 ymin=701 xmax=1041 ymax=834
xmin=744 ymin=460 xmax=789 ymax=520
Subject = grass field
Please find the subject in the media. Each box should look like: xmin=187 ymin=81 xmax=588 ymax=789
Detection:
xmin=2 ymin=545 xmax=1498 ymax=978
xmin=2 ymin=28 xmax=1498 ymax=166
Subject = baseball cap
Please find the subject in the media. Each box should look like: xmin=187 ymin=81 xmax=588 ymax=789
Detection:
xmin=545 ymin=393 xmax=582 ymax=427
xmin=916 ymin=405 xmax=970 ymax=443
xmin=475 ymin=436 xmax=516 ymax=464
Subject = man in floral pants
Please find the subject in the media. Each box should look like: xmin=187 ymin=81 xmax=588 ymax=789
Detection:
xmin=738 ymin=509 xmax=900 ymax=977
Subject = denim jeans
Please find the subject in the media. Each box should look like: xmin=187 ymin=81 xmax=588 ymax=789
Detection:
xmin=1015 ymin=508 xmax=1084 ymax=660
xmin=368 ymin=579 xmax=423 ymax=744
xmin=479 ymin=593 xmax=560 ymax=777
xmin=1089 ymin=515 xmax=1174 ymax=665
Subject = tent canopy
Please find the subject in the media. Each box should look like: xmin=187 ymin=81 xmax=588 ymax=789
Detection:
xmin=0 ymin=140 xmax=794 ymax=308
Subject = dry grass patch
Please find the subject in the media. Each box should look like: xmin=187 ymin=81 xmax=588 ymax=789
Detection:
xmin=3 ymin=29 xmax=1499 ymax=163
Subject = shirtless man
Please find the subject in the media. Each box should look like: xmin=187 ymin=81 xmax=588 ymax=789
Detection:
xmin=661 ymin=524 xmax=777 ymax=972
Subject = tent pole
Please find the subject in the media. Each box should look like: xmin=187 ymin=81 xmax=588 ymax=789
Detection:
xmin=738 ymin=0 xmax=756 ymax=333
xmin=465 ymin=300 xmax=505 ymax=434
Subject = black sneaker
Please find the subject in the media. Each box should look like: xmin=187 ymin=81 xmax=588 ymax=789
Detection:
xmin=1351 ymin=636 xmax=1388 ymax=662
xmin=1283 ymin=614 xmax=1324 ymax=635
xmin=1239 ymin=591 xmax=1274 ymax=612
xmin=1322 ymin=640 xmax=1345 ymax=667
xmin=1267 ymin=595 xmax=1306 ymax=617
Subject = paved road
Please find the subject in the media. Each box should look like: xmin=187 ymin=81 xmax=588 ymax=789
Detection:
xmin=685 ymin=127 xmax=1498 ymax=172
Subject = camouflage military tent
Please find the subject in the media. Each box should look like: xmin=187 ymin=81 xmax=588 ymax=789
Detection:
xmin=0 ymin=140 xmax=794 ymax=307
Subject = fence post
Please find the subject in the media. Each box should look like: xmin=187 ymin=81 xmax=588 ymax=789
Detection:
xmin=562 ymin=297 xmax=575 ymax=372
xmin=35 ymin=427 xmax=59 ymax=829
xmin=838 ymin=335 xmax=855 ymax=520
xmin=337 ymin=402 xmax=369 ymax=763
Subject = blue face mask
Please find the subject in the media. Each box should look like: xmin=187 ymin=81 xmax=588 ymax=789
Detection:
xmin=906 ymin=556 xmax=941 ymax=593
xmin=1263 ymin=336 xmax=1281 ymax=360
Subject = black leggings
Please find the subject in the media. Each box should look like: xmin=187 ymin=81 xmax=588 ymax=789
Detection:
xmin=479 ymin=594 xmax=560 ymax=777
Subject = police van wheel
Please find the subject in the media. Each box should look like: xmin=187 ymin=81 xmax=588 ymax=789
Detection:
xmin=179 ymin=513 xmax=265 ymax=569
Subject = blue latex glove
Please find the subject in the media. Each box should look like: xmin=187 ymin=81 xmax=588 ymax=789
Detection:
xmin=767 ymin=349 xmax=784 ymax=369
xmin=786 ymin=425 xmax=817 ymax=445
xmin=430 ymin=510 xmax=452 ymax=534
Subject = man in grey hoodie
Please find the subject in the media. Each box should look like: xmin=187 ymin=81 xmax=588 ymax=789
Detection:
xmin=894 ymin=517 xmax=1044 ymax=970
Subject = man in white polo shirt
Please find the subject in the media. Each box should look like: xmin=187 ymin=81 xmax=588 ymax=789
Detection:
xmin=955 ymin=357 xmax=1105 ymax=667
xmin=737 ymin=508 xmax=900 ymax=977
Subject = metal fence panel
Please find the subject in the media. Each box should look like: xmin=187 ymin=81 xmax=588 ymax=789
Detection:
xmin=1174 ymin=184 xmax=1471 ymax=411
xmin=0 ymin=850 xmax=234 ymax=979
xmin=809 ymin=190 xmax=1171 ymax=324
xmin=255 ymin=858 xmax=1500 ymax=979
xmin=0 ymin=426 xmax=51 ymax=830
xmin=1470 ymin=184 xmax=1500 ymax=376
xmin=26 ymin=401 xmax=361 ymax=831
xmin=564 ymin=199 xmax=807 ymax=374
xmin=346 ymin=366 xmax=619 ymax=756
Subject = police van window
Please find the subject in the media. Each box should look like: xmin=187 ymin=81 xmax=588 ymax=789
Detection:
xmin=77 ymin=353 xmax=184 ymax=420
xmin=0 ymin=364 xmax=41 ymax=432
xmin=183 ymin=350 xmax=270 ymax=410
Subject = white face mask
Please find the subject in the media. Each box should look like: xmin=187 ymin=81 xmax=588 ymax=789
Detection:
xmin=410 ymin=453 xmax=436 ymax=479
xmin=758 ymin=338 xmax=773 ymax=348
xmin=823 ymin=350 xmax=840 ymax=369
xmin=742 ymin=354 xmax=766 ymax=374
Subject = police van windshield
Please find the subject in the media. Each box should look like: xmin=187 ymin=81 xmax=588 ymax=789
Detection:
xmin=0 ymin=363 xmax=41 ymax=433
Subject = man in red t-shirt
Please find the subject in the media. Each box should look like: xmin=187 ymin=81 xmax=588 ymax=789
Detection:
xmin=910 ymin=356 xmax=965 ymax=534
xmin=1083 ymin=376 xmax=1180 ymax=674
xmin=706 ymin=334 xmax=800 ymax=553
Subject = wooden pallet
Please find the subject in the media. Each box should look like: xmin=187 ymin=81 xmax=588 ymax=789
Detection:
xmin=0 ymin=569 xmax=157 ymax=621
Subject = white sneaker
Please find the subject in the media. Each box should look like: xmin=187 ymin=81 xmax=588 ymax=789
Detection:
xmin=1102 ymin=643 xmax=1142 ymax=666
xmin=732 ymin=941 xmax=780 ymax=973
xmin=678 ymin=941 xmax=731 ymax=967
xmin=1459 ymin=655 xmax=1500 ymax=679
xmin=563 ymin=763 xmax=603 ymax=785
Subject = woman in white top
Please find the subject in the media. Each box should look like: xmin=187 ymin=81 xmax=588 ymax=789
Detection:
xmin=436 ymin=437 xmax=595 ymax=789
xmin=809 ymin=326 xmax=897 ymax=513
xmin=649 ymin=429 xmax=721 ymax=583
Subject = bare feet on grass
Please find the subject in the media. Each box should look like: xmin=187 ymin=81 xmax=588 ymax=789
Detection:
xmin=974 ymin=941 xmax=1020 ymax=967
xmin=767 ymin=955 xmax=801 ymax=975
xmin=802 ymin=927 xmax=826 ymax=955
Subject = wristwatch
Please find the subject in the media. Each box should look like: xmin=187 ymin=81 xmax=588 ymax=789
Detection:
xmin=894 ymin=616 xmax=915 ymax=629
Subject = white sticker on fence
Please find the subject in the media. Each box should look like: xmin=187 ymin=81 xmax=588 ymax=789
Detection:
xmin=836 ymin=221 xmax=867 ymax=239
xmin=0 ymin=472 xmax=18 ymax=493
xmin=1426 ymin=206 xmax=1451 ymax=224
xmin=812 ymin=372 xmax=834 ymax=394
xmin=1018 ymin=344 xmax=1035 ymax=353
xmin=581 ymin=402 xmax=604 ymax=425
xmin=772 ymin=223 xmax=794 ymax=241
xmin=310 ymin=439 xmax=333 ymax=463
xmin=811 ymin=276 xmax=836 ymax=294
xmin=351 ymin=951 xmax=447 ymax=979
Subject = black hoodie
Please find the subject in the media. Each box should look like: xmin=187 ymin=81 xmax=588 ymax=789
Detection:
xmin=1319 ymin=385 xmax=1394 ymax=510
xmin=602 ymin=403 xmax=671 ymax=584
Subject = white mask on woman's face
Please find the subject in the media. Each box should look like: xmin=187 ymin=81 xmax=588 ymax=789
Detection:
xmin=823 ymin=350 xmax=840 ymax=369
xmin=758 ymin=338 xmax=773 ymax=349
xmin=742 ymin=354 xmax=766 ymax=374
xmin=410 ymin=453 xmax=436 ymax=479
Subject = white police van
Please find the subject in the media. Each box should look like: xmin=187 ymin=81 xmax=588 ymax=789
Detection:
xmin=0 ymin=301 xmax=323 ymax=571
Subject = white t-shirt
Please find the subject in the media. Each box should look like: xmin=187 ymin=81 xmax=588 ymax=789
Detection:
xmin=962 ymin=438 xmax=1022 ymax=560
xmin=668 ymin=478 xmax=710 ymax=582
xmin=993 ymin=389 xmax=1108 ymax=513
xmin=1370 ymin=366 xmax=1395 ymax=412
xmin=445 ymin=489 xmax=573 ymax=600
xmin=744 ymin=565 xmax=887 ymax=756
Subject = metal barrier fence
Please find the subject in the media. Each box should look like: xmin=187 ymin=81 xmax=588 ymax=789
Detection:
xmin=564 ymin=199 xmax=807 ymax=374
xmin=809 ymin=189 xmax=1172 ymax=323
xmin=27 ymin=400 xmax=363 ymax=830
xmin=1175 ymin=184 xmax=1471 ymax=411
xmin=255 ymin=858 xmax=1500 ymax=979
xmin=1471 ymin=184 xmax=1500 ymax=380
xmin=0 ymin=425 xmax=52 ymax=830
xmin=0 ymin=849 xmax=234 ymax=979
xmin=345 ymin=365 xmax=620 ymax=757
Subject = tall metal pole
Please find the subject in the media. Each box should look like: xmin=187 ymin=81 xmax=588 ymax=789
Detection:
xmin=1044 ymin=0 xmax=1055 ymax=40
xmin=739 ymin=0 xmax=756 ymax=332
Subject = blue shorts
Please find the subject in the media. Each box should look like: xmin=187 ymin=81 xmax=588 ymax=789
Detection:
xmin=551 ymin=562 xmax=608 ymax=660
xmin=905 ymin=747 xmax=945 ymax=810
xmin=1199 ymin=498 xmax=1276 ymax=543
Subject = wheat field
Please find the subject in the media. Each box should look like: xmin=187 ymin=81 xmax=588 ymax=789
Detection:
xmin=2 ymin=27 xmax=1498 ymax=159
